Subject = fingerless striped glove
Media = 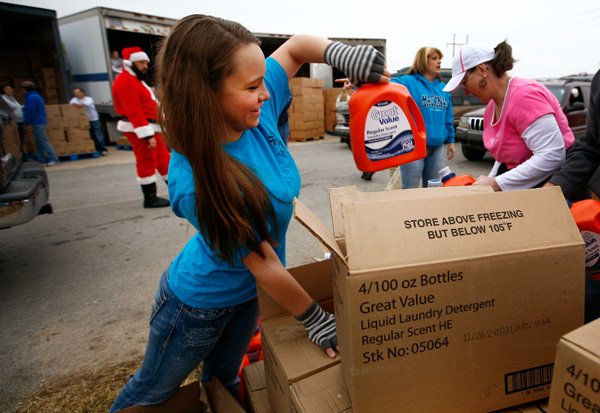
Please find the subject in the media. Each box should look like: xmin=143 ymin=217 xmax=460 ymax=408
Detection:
xmin=295 ymin=300 xmax=337 ymax=351
xmin=324 ymin=42 xmax=386 ymax=85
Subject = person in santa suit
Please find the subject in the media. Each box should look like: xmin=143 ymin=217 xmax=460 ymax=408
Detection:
xmin=112 ymin=46 xmax=171 ymax=208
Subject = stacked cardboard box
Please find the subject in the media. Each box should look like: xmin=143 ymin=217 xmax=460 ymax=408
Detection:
xmin=258 ymin=185 xmax=584 ymax=412
xmin=323 ymin=88 xmax=342 ymax=134
xmin=288 ymin=77 xmax=324 ymax=142
xmin=38 ymin=67 xmax=58 ymax=102
xmin=0 ymin=49 xmax=62 ymax=104
xmin=30 ymin=104 xmax=95 ymax=156
xmin=0 ymin=49 xmax=30 ymax=102
xmin=44 ymin=104 xmax=67 ymax=154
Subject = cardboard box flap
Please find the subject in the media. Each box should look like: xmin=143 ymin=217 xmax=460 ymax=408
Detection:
xmin=329 ymin=186 xmax=494 ymax=242
xmin=243 ymin=360 xmax=267 ymax=392
xmin=340 ymin=187 xmax=583 ymax=273
xmin=294 ymin=198 xmax=346 ymax=263
xmin=204 ymin=378 xmax=246 ymax=413
xmin=329 ymin=186 xmax=360 ymax=240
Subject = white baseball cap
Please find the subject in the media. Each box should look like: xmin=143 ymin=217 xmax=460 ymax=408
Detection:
xmin=443 ymin=45 xmax=495 ymax=92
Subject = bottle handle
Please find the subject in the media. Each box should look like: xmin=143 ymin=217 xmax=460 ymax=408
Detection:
xmin=407 ymin=95 xmax=426 ymax=137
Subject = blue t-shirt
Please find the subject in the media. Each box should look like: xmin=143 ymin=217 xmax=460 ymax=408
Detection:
xmin=23 ymin=91 xmax=47 ymax=125
xmin=167 ymin=58 xmax=301 ymax=308
xmin=391 ymin=74 xmax=454 ymax=146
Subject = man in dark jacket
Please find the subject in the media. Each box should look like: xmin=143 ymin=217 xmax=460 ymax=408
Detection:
xmin=547 ymin=69 xmax=600 ymax=201
xmin=22 ymin=81 xmax=59 ymax=166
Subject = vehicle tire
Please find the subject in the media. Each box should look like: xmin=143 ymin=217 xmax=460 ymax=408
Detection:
xmin=461 ymin=145 xmax=486 ymax=161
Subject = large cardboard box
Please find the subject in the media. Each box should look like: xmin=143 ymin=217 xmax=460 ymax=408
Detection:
xmin=60 ymin=105 xmax=88 ymax=129
xmin=66 ymin=128 xmax=91 ymax=143
xmin=547 ymin=318 xmax=600 ymax=413
xmin=46 ymin=128 xmax=66 ymax=143
xmin=295 ymin=186 xmax=585 ymax=413
xmin=258 ymin=260 xmax=340 ymax=413
xmin=45 ymin=104 xmax=62 ymax=120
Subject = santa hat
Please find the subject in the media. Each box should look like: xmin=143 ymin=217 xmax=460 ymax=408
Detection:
xmin=122 ymin=46 xmax=150 ymax=66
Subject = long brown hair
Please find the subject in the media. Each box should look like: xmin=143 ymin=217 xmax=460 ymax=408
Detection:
xmin=156 ymin=15 xmax=275 ymax=263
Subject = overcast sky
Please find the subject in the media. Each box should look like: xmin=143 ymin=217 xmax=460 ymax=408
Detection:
xmin=11 ymin=0 xmax=600 ymax=79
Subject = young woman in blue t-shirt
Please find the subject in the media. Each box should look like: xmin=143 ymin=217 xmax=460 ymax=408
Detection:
xmin=110 ymin=14 xmax=389 ymax=412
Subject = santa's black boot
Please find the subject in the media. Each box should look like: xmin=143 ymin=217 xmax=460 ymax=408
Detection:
xmin=141 ymin=183 xmax=170 ymax=208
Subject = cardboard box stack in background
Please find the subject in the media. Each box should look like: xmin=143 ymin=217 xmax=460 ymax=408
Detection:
xmin=323 ymin=88 xmax=342 ymax=134
xmin=37 ymin=67 xmax=60 ymax=104
xmin=291 ymin=186 xmax=584 ymax=412
xmin=0 ymin=49 xmax=31 ymax=103
xmin=288 ymin=77 xmax=325 ymax=142
xmin=61 ymin=104 xmax=94 ymax=154
xmin=0 ymin=49 xmax=63 ymax=104
xmin=44 ymin=104 xmax=67 ymax=155
xmin=24 ymin=104 xmax=95 ymax=157
xmin=548 ymin=318 xmax=600 ymax=413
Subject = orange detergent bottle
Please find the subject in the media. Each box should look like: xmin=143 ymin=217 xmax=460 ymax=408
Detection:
xmin=349 ymin=83 xmax=427 ymax=172
xmin=570 ymin=199 xmax=600 ymax=279
xmin=439 ymin=166 xmax=476 ymax=186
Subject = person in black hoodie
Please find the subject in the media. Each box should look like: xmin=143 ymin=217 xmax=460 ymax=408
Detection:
xmin=546 ymin=68 xmax=600 ymax=324
xmin=546 ymin=69 xmax=600 ymax=201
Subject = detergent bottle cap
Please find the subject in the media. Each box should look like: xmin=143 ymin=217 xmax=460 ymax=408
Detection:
xmin=439 ymin=166 xmax=455 ymax=183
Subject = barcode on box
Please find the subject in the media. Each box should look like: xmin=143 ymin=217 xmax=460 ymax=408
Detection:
xmin=504 ymin=364 xmax=553 ymax=394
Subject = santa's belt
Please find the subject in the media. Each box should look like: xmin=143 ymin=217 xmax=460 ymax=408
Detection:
xmin=121 ymin=117 xmax=158 ymax=124
xmin=117 ymin=118 xmax=162 ymax=133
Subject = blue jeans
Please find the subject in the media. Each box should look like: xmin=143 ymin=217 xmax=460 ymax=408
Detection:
xmin=400 ymin=145 xmax=446 ymax=188
xmin=32 ymin=124 xmax=59 ymax=163
xmin=89 ymin=120 xmax=107 ymax=152
xmin=109 ymin=269 xmax=259 ymax=412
